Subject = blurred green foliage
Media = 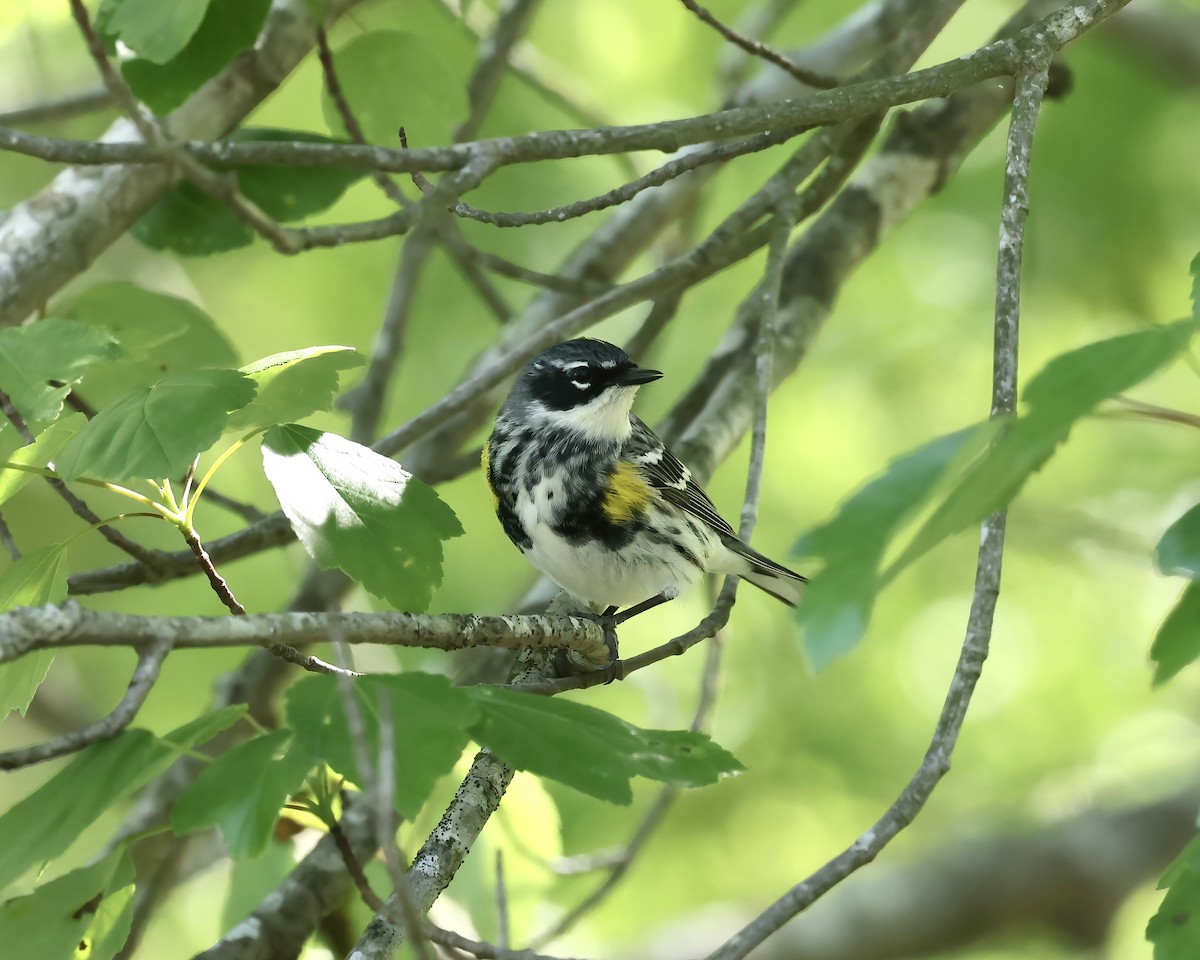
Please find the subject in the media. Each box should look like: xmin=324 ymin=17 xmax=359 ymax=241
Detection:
xmin=1 ymin=1 xmax=1199 ymax=958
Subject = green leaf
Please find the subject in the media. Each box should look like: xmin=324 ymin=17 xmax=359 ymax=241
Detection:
xmin=262 ymin=425 xmax=463 ymax=612
xmin=132 ymin=181 xmax=254 ymax=256
xmin=0 ymin=706 xmax=244 ymax=890
xmin=465 ymin=686 xmax=743 ymax=804
xmin=898 ymin=320 xmax=1199 ymax=571
xmin=0 ymin=544 xmax=70 ymax=718
xmin=0 ymin=543 xmax=70 ymax=611
xmin=1150 ymin=583 xmax=1200 ymax=686
xmin=221 ymin=841 xmax=296 ymax=930
xmin=1158 ymin=504 xmax=1200 ymax=579
xmin=0 ymin=414 xmax=85 ymax=509
xmin=321 ymin=31 xmax=469 ymax=146
xmin=132 ymin=129 xmax=368 ymax=257
xmin=226 ymin=346 xmax=363 ymax=432
xmin=121 ymin=0 xmax=271 ymax=112
xmin=62 ymin=283 xmax=238 ymax=406
xmin=285 ymin=673 xmax=478 ymax=818
xmin=1190 ymin=251 xmax=1199 ymax=321
xmin=0 ymin=319 xmax=120 ymax=423
xmin=793 ymin=425 xmax=994 ymax=669
xmin=107 ymin=0 xmax=214 ymax=64
xmin=171 ymin=729 xmax=312 ymax=859
xmin=55 ymin=369 xmax=256 ymax=483
xmin=1148 ymin=834 xmax=1200 ymax=958
xmin=0 ymin=848 xmax=133 ymax=960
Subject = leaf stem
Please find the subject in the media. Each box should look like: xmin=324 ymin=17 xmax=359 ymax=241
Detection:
xmin=185 ymin=431 xmax=260 ymax=526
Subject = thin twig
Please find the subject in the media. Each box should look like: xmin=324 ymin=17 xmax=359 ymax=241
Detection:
xmin=182 ymin=528 xmax=246 ymax=615
xmin=0 ymin=87 xmax=112 ymax=126
xmin=679 ymin=0 xmax=840 ymax=89
xmin=495 ymin=850 xmax=511 ymax=951
xmin=0 ymin=637 xmax=172 ymax=770
xmin=456 ymin=0 xmax=544 ymax=143
xmin=0 ymin=513 xmax=19 ymax=561
xmin=267 ymin=642 xmax=361 ymax=677
xmin=702 ymin=58 xmax=1049 ymax=960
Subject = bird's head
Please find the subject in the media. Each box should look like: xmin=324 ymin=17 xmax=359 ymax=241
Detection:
xmin=506 ymin=338 xmax=663 ymax=442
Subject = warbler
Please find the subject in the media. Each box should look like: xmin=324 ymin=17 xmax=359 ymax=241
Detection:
xmin=483 ymin=338 xmax=805 ymax=625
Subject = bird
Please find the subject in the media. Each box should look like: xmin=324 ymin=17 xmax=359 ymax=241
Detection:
xmin=483 ymin=338 xmax=805 ymax=638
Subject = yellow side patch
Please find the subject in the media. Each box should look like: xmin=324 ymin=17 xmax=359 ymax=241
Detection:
xmin=602 ymin=461 xmax=652 ymax=522
xmin=481 ymin=441 xmax=499 ymax=510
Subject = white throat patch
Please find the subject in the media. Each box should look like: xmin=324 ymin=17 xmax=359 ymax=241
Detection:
xmin=533 ymin=386 xmax=639 ymax=441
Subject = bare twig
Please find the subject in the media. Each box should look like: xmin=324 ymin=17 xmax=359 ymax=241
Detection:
xmin=182 ymin=528 xmax=246 ymax=615
xmin=267 ymin=642 xmax=361 ymax=677
xmin=0 ymin=637 xmax=171 ymax=770
xmin=0 ymin=87 xmax=112 ymax=126
xmin=679 ymin=0 xmax=840 ymax=89
xmin=702 ymin=57 xmax=1050 ymax=960
xmin=0 ymin=513 xmax=19 ymax=561
xmin=456 ymin=0 xmax=544 ymax=143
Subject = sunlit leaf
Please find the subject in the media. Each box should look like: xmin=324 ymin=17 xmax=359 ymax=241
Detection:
xmin=1150 ymin=583 xmax=1200 ymax=687
xmin=465 ymin=686 xmax=743 ymax=804
xmin=262 ymin=425 xmax=463 ymax=612
xmin=133 ymin=130 xmax=368 ymax=256
xmin=55 ymin=369 xmax=256 ymax=483
xmin=1158 ymin=504 xmax=1200 ymax=580
xmin=121 ymin=0 xmax=271 ymax=112
xmin=0 ymin=319 xmax=120 ymax=423
xmin=0 ymin=848 xmax=132 ymax=959
xmin=106 ymin=0 xmax=213 ymax=64
xmin=171 ymin=729 xmax=313 ymax=859
xmin=0 ymin=414 xmax=85 ymax=509
xmin=0 ymin=706 xmax=245 ymax=889
xmin=1148 ymin=834 xmax=1200 ymax=959
xmin=285 ymin=673 xmax=477 ymax=818
xmin=226 ymin=346 xmax=364 ymax=432
xmin=321 ymin=31 xmax=469 ymax=146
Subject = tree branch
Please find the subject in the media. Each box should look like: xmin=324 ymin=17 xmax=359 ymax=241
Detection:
xmin=0 ymin=604 xmax=609 ymax=665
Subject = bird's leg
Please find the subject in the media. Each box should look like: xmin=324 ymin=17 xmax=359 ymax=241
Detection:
xmin=612 ymin=593 xmax=671 ymax=625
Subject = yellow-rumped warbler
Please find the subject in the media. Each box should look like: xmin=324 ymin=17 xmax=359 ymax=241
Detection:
xmin=484 ymin=338 xmax=805 ymax=627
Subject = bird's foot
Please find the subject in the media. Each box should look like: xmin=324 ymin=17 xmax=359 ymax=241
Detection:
xmin=573 ymin=605 xmax=621 ymax=680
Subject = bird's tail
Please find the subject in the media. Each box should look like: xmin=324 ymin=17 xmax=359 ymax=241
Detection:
xmin=716 ymin=535 xmax=807 ymax=607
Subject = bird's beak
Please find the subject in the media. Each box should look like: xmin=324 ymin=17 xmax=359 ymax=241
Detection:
xmin=614 ymin=366 xmax=664 ymax=386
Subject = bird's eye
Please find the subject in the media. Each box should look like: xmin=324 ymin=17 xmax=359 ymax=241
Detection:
xmin=570 ymin=368 xmax=597 ymax=390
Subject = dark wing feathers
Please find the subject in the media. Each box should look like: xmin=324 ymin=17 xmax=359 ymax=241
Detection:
xmin=625 ymin=417 xmax=735 ymax=537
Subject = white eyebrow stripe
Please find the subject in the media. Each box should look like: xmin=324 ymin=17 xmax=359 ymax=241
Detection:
xmin=561 ymin=360 xmax=590 ymax=371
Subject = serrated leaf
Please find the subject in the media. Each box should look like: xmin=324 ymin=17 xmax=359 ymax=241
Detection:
xmin=0 ymin=848 xmax=132 ymax=959
xmin=107 ymin=0 xmax=213 ymax=64
xmin=226 ymin=346 xmax=363 ymax=432
xmin=0 ymin=414 xmax=85 ymax=509
xmin=793 ymin=425 xmax=994 ymax=669
xmin=0 ymin=319 xmax=120 ymax=423
xmin=0 ymin=544 xmax=70 ymax=719
xmin=121 ymin=0 xmax=271 ymax=113
xmin=897 ymin=320 xmax=1200 ymax=572
xmin=465 ymin=687 xmax=743 ymax=804
xmin=133 ymin=129 xmax=367 ymax=257
xmin=55 ymin=369 xmax=256 ymax=483
xmin=171 ymin=729 xmax=312 ymax=859
xmin=1158 ymin=505 xmax=1200 ymax=580
xmin=285 ymin=673 xmax=477 ymax=818
xmin=63 ymin=283 xmax=238 ymax=406
xmin=1150 ymin=583 xmax=1200 ymax=686
xmin=321 ymin=31 xmax=469 ymax=146
xmin=262 ymin=425 xmax=463 ymax=612
xmin=0 ymin=706 xmax=245 ymax=890
xmin=1148 ymin=834 xmax=1200 ymax=958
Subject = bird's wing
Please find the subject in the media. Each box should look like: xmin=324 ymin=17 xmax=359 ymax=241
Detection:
xmin=625 ymin=417 xmax=736 ymax=537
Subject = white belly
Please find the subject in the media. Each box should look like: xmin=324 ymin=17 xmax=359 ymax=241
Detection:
xmin=517 ymin=476 xmax=720 ymax=607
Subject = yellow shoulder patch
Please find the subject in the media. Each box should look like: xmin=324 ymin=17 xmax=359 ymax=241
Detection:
xmin=602 ymin=461 xmax=652 ymax=522
xmin=481 ymin=441 xmax=499 ymax=510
